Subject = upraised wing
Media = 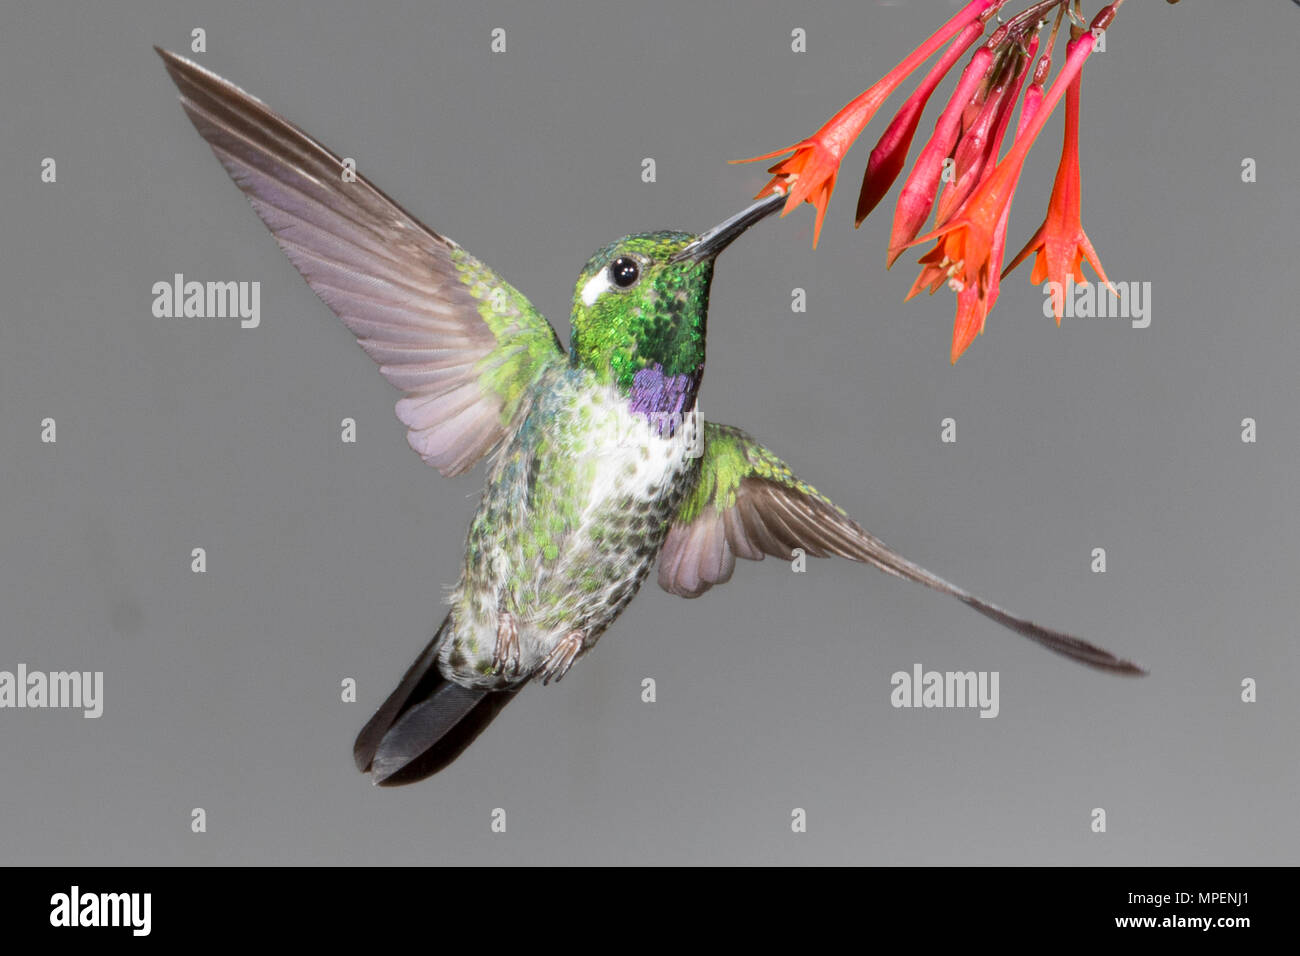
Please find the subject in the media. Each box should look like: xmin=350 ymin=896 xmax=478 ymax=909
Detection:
xmin=660 ymin=423 xmax=1146 ymax=675
xmin=157 ymin=48 xmax=565 ymax=476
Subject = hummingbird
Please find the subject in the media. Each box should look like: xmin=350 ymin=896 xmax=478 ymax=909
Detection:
xmin=158 ymin=48 xmax=1145 ymax=785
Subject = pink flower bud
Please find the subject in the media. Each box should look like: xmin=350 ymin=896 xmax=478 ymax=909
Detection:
xmin=885 ymin=45 xmax=994 ymax=266
xmin=855 ymin=20 xmax=985 ymax=226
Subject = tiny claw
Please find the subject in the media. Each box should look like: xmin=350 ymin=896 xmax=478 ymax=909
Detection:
xmin=537 ymin=630 xmax=584 ymax=686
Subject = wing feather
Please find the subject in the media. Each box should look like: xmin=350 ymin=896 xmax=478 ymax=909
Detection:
xmin=157 ymin=48 xmax=564 ymax=476
xmin=660 ymin=423 xmax=1146 ymax=675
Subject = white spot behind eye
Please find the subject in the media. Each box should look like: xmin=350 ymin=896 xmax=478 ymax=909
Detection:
xmin=580 ymin=271 xmax=612 ymax=306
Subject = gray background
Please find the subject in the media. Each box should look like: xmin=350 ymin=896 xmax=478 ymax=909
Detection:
xmin=1 ymin=0 xmax=1296 ymax=865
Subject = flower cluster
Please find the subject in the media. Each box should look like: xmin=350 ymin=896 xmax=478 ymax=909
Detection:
xmin=738 ymin=0 xmax=1134 ymax=362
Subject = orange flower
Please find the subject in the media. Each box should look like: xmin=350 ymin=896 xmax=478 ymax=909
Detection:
xmin=906 ymin=235 xmax=992 ymax=364
xmin=1002 ymin=39 xmax=1115 ymax=324
xmin=909 ymin=30 xmax=1102 ymax=361
xmin=950 ymin=281 xmax=991 ymax=363
xmin=734 ymin=1 xmax=1004 ymax=247
xmin=739 ymin=135 xmax=843 ymax=249
xmin=908 ymin=154 xmax=1016 ymax=317
xmin=905 ymin=244 xmax=953 ymax=301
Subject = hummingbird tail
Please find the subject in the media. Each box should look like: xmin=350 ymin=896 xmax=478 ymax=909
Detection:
xmin=353 ymin=616 xmax=517 ymax=785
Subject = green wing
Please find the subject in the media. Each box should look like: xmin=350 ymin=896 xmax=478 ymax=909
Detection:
xmin=659 ymin=423 xmax=1145 ymax=675
xmin=159 ymin=49 xmax=564 ymax=476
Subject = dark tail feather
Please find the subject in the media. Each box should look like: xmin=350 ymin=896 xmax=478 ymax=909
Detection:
xmin=354 ymin=616 xmax=517 ymax=786
xmin=956 ymin=595 xmax=1146 ymax=675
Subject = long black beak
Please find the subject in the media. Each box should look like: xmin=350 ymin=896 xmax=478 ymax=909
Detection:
xmin=669 ymin=190 xmax=787 ymax=263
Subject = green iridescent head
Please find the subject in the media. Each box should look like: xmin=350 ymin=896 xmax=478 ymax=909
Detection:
xmin=568 ymin=192 xmax=786 ymax=391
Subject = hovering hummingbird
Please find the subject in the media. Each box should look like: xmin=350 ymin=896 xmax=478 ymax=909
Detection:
xmin=158 ymin=48 xmax=1144 ymax=785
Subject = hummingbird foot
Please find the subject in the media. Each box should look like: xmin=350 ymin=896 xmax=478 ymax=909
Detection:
xmin=492 ymin=611 xmax=521 ymax=677
xmin=537 ymin=630 xmax=585 ymax=686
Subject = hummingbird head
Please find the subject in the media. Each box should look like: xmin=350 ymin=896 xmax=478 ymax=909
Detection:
xmin=568 ymin=192 xmax=785 ymax=413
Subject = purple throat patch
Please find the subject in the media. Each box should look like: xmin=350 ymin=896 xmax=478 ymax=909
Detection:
xmin=628 ymin=364 xmax=699 ymax=436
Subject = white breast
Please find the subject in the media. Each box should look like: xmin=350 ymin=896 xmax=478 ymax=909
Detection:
xmin=574 ymin=387 xmax=700 ymax=517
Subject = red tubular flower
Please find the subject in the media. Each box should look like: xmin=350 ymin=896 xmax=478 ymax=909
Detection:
xmin=854 ymin=20 xmax=986 ymax=227
xmin=1002 ymin=34 xmax=1115 ymax=324
xmin=908 ymin=27 xmax=1104 ymax=362
xmin=734 ymin=0 xmax=1004 ymax=247
xmin=984 ymin=50 xmax=1048 ymax=316
xmin=885 ymin=45 xmax=995 ymax=266
xmin=934 ymin=36 xmax=1038 ymax=228
xmin=912 ymin=66 xmax=1032 ymax=366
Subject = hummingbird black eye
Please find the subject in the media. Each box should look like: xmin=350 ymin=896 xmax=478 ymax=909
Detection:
xmin=609 ymin=257 xmax=640 ymax=288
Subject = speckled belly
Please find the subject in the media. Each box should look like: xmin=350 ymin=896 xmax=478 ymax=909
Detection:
xmin=439 ymin=368 xmax=700 ymax=689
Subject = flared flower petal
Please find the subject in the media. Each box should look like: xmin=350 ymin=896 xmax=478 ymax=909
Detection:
xmin=951 ymin=282 xmax=990 ymax=363
xmin=905 ymin=244 xmax=956 ymax=301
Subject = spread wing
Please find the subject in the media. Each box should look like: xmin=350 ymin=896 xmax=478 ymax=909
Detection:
xmin=660 ymin=423 xmax=1146 ymax=675
xmin=157 ymin=48 xmax=564 ymax=476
